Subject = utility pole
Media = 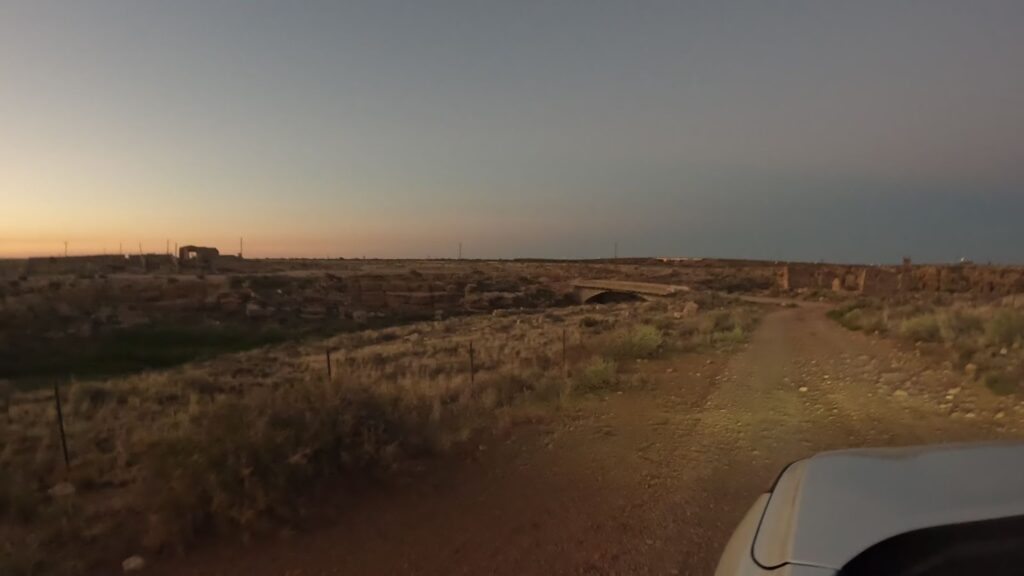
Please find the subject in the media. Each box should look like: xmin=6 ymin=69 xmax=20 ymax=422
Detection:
xmin=63 ymin=241 xmax=68 ymax=258
xmin=614 ymin=242 xmax=618 ymax=259
xmin=138 ymin=242 xmax=142 ymax=256
xmin=119 ymin=241 xmax=123 ymax=256
xmin=166 ymin=239 xmax=170 ymax=255
xmin=239 ymin=237 xmax=244 ymax=258
xmin=458 ymin=241 xmax=463 ymax=260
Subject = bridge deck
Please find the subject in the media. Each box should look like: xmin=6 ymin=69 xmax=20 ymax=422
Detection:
xmin=571 ymin=279 xmax=686 ymax=296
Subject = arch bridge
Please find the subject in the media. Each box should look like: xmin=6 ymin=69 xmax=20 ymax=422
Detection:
xmin=570 ymin=279 xmax=689 ymax=304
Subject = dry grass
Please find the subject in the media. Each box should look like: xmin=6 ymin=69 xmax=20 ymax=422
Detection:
xmin=828 ymin=296 xmax=1024 ymax=395
xmin=574 ymin=357 xmax=619 ymax=392
xmin=0 ymin=295 xmax=762 ymax=574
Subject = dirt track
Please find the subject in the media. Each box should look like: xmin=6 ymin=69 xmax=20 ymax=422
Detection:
xmin=153 ymin=303 xmax=1021 ymax=575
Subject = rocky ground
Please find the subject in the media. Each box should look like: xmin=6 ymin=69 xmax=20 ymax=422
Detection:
xmin=146 ymin=301 xmax=1023 ymax=576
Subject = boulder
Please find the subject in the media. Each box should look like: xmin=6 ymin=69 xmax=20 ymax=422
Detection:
xmin=122 ymin=555 xmax=146 ymax=572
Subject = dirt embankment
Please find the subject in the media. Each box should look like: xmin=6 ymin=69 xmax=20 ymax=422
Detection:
xmin=150 ymin=303 xmax=1024 ymax=576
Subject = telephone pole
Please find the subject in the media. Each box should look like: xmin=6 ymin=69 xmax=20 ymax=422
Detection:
xmin=239 ymin=237 xmax=244 ymax=258
xmin=458 ymin=241 xmax=463 ymax=260
xmin=63 ymin=241 xmax=68 ymax=258
xmin=614 ymin=242 xmax=618 ymax=259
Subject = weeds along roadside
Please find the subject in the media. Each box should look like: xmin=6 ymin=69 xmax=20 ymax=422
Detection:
xmin=0 ymin=295 xmax=762 ymax=575
xmin=826 ymin=295 xmax=1024 ymax=395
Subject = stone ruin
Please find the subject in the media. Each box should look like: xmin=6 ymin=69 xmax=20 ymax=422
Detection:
xmin=178 ymin=245 xmax=219 ymax=263
xmin=778 ymin=259 xmax=1024 ymax=296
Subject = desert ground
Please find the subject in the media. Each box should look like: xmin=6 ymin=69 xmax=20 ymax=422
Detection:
xmin=2 ymin=257 xmax=1024 ymax=575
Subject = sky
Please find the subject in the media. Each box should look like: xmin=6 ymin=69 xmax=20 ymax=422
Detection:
xmin=2 ymin=1 xmax=1023 ymax=262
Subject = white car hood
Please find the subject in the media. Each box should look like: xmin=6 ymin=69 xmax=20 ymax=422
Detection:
xmin=753 ymin=442 xmax=1024 ymax=570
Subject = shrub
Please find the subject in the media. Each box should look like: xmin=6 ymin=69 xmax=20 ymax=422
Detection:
xmin=527 ymin=372 xmax=569 ymax=403
xmin=983 ymin=370 xmax=1021 ymax=396
xmin=899 ymin=315 xmax=942 ymax=343
xmin=714 ymin=326 xmax=747 ymax=344
xmin=941 ymin=310 xmax=984 ymax=341
xmin=0 ymin=544 xmax=44 ymax=576
xmin=700 ymin=311 xmax=735 ymax=334
xmin=0 ymin=379 xmax=11 ymax=413
xmin=606 ymin=325 xmax=663 ymax=359
xmin=837 ymin=309 xmax=865 ymax=331
xmin=952 ymin=342 xmax=981 ymax=371
xmin=985 ymin=311 xmax=1024 ymax=348
xmin=68 ymin=381 xmax=114 ymax=415
xmin=574 ymin=357 xmax=618 ymax=392
xmin=139 ymin=382 xmax=455 ymax=547
xmin=688 ymin=309 xmax=759 ymax=347
xmin=0 ymin=469 xmax=42 ymax=523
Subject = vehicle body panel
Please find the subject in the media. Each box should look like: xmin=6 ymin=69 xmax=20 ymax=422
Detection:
xmin=753 ymin=442 xmax=1024 ymax=570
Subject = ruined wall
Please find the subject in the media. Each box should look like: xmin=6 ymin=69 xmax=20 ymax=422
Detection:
xmin=779 ymin=264 xmax=867 ymax=292
xmin=908 ymin=265 xmax=1024 ymax=295
xmin=24 ymin=255 xmax=136 ymax=276
xmin=779 ymin=262 xmax=1024 ymax=296
xmin=859 ymin=268 xmax=900 ymax=296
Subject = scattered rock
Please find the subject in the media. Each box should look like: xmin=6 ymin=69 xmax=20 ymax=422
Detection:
xmin=1000 ymin=347 xmax=1009 ymax=356
xmin=995 ymin=411 xmax=1006 ymax=420
xmin=880 ymin=372 xmax=904 ymax=385
xmin=798 ymin=386 xmax=808 ymax=393
xmin=965 ymin=411 xmax=977 ymax=419
xmin=947 ymin=386 xmax=962 ymax=395
xmin=893 ymin=389 xmax=909 ymax=398
xmin=122 ymin=555 xmax=146 ymax=572
xmin=245 ymin=301 xmax=272 ymax=319
xmin=48 ymin=482 xmax=76 ymax=498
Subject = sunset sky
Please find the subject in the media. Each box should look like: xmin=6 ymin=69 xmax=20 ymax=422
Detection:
xmin=3 ymin=1 xmax=1023 ymax=262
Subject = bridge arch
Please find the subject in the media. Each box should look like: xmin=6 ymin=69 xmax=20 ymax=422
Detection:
xmin=574 ymin=288 xmax=649 ymax=304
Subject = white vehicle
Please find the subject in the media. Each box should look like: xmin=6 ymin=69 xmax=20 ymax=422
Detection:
xmin=715 ymin=442 xmax=1024 ymax=575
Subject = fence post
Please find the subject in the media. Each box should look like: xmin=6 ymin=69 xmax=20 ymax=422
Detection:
xmin=562 ymin=327 xmax=567 ymax=378
xmin=325 ymin=349 xmax=333 ymax=381
xmin=53 ymin=382 xmax=70 ymax=471
xmin=469 ymin=341 xmax=475 ymax=386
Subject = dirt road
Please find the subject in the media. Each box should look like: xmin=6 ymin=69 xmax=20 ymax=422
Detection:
xmin=153 ymin=304 xmax=1022 ymax=575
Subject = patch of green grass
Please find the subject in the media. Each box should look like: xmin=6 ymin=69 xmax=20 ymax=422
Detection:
xmin=605 ymin=324 xmax=663 ymax=360
xmin=899 ymin=315 xmax=942 ymax=343
xmin=686 ymin=308 xmax=760 ymax=348
xmin=574 ymin=356 xmax=618 ymax=392
xmin=1 ymin=325 xmax=288 ymax=390
xmin=985 ymin=311 xmax=1024 ymax=348
xmin=713 ymin=326 xmax=747 ymax=344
